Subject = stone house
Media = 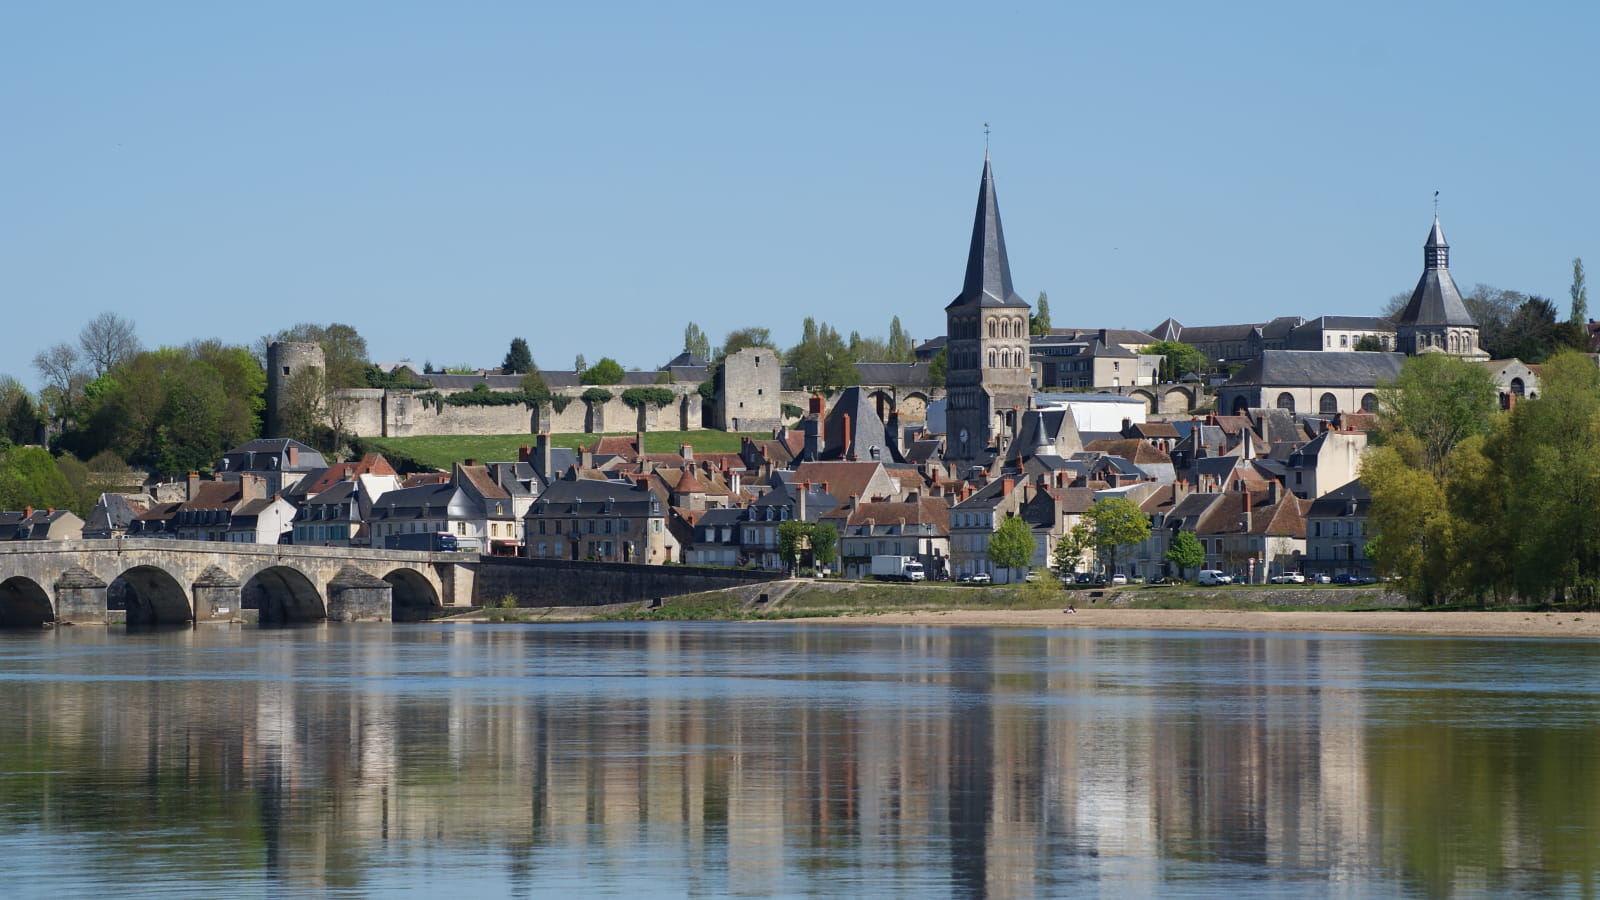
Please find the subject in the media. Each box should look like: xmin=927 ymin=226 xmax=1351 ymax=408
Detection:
xmin=523 ymin=474 xmax=670 ymax=564
xmin=1304 ymin=479 xmax=1373 ymax=578
xmin=838 ymin=494 xmax=951 ymax=579
xmin=226 ymin=497 xmax=297 ymax=544
xmin=0 ymin=508 xmax=85 ymax=541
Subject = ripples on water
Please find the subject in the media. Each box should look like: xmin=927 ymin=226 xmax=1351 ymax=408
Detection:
xmin=2 ymin=624 xmax=1599 ymax=899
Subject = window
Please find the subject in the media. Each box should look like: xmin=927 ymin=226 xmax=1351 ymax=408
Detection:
xmin=1320 ymin=393 xmax=1338 ymax=414
xmin=1340 ymin=334 xmax=1348 ymax=347
xmin=456 ymin=521 xmax=467 ymax=535
xmin=1276 ymin=393 xmax=1296 ymax=412
xmin=1361 ymin=393 xmax=1378 ymax=412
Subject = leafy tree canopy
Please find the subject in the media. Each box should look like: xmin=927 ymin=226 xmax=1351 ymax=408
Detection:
xmin=987 ymin=515 xmax=1035 ymax=571
xmin=580 ymin=357 xmax=625 ymax=385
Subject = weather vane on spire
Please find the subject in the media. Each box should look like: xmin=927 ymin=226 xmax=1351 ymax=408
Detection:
xmin=1434 ymin=190 xmax=1439 ymax=217
xmin=984 ymin=122 xmax=990 ymax=152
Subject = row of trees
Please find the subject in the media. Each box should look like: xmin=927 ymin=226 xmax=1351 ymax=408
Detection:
xmin=1364 ymin=351 xmax=1600 ymax=606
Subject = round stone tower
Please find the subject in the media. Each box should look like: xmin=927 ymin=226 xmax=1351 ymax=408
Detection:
xmin=266 ymin=341 xmax=326 ymax=437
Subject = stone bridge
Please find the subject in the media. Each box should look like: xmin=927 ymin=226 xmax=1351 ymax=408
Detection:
xmin=0 ymin=540 xmax=474 ymax=627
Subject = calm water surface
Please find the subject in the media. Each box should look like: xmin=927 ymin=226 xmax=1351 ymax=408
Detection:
xmin=2 ymin=623 xmax=1599 ymax=899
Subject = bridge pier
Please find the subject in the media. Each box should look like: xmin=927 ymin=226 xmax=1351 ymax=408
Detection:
xmin=55 ymin=567 xmax=108 ymax=625
xmin=327 ymin=567 xmax=392 ymax=622
xmin=193 ymin=566 xmax=243 ymax=624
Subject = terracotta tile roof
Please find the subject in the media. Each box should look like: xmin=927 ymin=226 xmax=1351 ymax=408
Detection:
xmin=1083 ymin=438 xmax=1173 ymax=466
xmin=792 ymin=461 xmax=886 ymax=505
xmin=182 ymin=482 xmax=243 ymax=510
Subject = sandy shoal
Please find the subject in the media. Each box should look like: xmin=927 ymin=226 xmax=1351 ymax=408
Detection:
xmin=788 ymin=608 xmax=1600 ymax=639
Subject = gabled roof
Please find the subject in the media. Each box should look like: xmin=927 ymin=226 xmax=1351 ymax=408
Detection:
xmin=853 ymin=362 xmax=932 ymax=388
xmin=946 ymin=155 xmax=1029 ymax=311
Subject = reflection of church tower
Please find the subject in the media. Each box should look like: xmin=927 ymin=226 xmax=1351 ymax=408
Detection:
xmin=944 ymin=154 xmax=1033 ymax=464
xmin=1395 ymin=216 xmax=1488 ymax=359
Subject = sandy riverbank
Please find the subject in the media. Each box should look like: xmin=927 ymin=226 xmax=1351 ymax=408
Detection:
xmin=795 ymin=607 xmax=1600 ymax=638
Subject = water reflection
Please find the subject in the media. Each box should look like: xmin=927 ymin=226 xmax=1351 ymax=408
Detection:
xmin=1 ymin=625 xmax=1599 ymax=898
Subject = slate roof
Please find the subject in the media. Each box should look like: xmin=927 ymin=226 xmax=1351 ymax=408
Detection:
xmin=1227 ymin=350 xmax=1406 ymax=388
xmin=218 ymin=439 xmax=326 ymax=474
xmin=1306 ymin=479 xmax=1371 ymax=518
xmin=946 ymin=155 xmax=1029 ymax=311
xmin=1398 ymin=217 xmax=1477 ymax=328
xmin=852 ymin=362 xmax=933 ymax=389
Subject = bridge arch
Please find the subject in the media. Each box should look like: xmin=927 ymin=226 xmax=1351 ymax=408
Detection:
xmin=246 ymin=565 xmax=325 ymax=624
xmin=0 ymin=576 xmax=53 ymax=627
xmin=1127 ymin=389 xmax=1156 ymax=415
xmin=1159 ymin=386 xmax=1195 ymax=414
xmin=384 ymin=567 xmax=440 ymax=622
xmin=114 ymin=566 xmax=192 ymax=626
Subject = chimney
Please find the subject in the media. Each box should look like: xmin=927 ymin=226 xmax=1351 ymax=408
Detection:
xmin=797 ymin=484 xmax=808 ymax=521
xmin=842 ymin=413 xmax=853 ymax=460
xmin=1207 ymin=411 xmax=1217 ymax=427
xmin=886 ymin=408 xmax=902 ymax=459
xmin=187 ymin=472 xmax=200 ymax=500
xmin=519 ymin=445 xmax=531 ymax=463
xmin=1241 ymin=492 xmax=1253 ymax=532
xmin=580 ymin=447 xmax=593 ymax=469
xmin=821 ymin=482 xmax=830 ymax=496
xmin=636 ymin=431 xmax=646 ymax=458
xmin=681 ymin=443 xmax=693 ymax=463
xmin=849 ymin=494 xmax=859 ymax=510
xmin=23 ymin=506 xmax=32 ymax=519
xmin=465 ymin=458 xmax=477 ymax=467
xmin=1002 ymin=477 xmax=1015 ymax=496
xmin=1270 ymin=480 xmax=1282 ymax=504
xmin=287 ymin=444 xmax=299 ymax=468
xmin=906 ymin=490 xmax=920 ymax=503
xmin=242 ymin=473 xmax=265 ymax=501
xmin=1121 ymin=417 xmax=1132 ymax=436
xmin=809 ymin=393 xmax=826 ymax=416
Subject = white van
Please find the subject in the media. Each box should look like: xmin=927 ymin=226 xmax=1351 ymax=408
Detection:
xmin=1198 ymin=569 xmax=1232 ymax=586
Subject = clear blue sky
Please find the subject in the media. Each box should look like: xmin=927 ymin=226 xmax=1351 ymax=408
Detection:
xmin=4 ymin=2 xmax=1596 ymax=387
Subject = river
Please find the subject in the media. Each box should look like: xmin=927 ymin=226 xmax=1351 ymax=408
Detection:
xmin=1 ymin=623 xmax=1597 ymax=898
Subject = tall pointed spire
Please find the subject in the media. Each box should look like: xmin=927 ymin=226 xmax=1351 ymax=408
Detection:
xmin=949 ymin=156 xmax=1027 ymax=309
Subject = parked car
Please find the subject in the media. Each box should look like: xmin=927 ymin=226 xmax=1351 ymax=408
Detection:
xmin=1111 ymin=573 xmax=1128 ymax=585
xmin=1270 ymin=573 xmax=1306 ymax=584
xmin=962 ymin=573 xmax=992 ymax=584
xmin=1075 ymin=573 xmax=1093 ymax=584
xmin=1198 ymin=569 xmax=1233 ymax=586
xmin=1332 ymin=573 xmax=1361 ymax=585
xmin=1314 ymin=573 xmax=1332 ymax=584
xmin=1024 ymin=571 xmax=1040 ymax=583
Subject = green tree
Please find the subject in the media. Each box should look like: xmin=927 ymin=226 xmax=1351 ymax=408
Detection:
xmin=1052 ymin=523 xmax=1091 ymax=575
xmin=683 ymin=322 xmax=711 ymax=361
xmin=1082 ymin=497 xmax=1151 ymax=577
xmin=722 ymin=327 xmax=775 ymax=357
xmin=580 ymin=357 xmax=625 ymax=385
xmin=1499 ymin=351 xmax=1600 ymax=604
xmin=0 ymin=446 xmax=77 ymax=512
xmin=1374 ymin=353 xmax=1498 ymax=478
xmin=886 ymin=317 xmax=914 ymax=362
xmin=573 ymin=353 xmax=586 ymax=375
xmin=502 ymin=338 xmax=534 ymax=375
xmin=7 ymin=393 xmax=40 ymax=446
xmin=988 ymin=515 xmax=1036 ymax=574
xmin=777 ymin=520 xmax=807 ymax=574
xmin=1030 ymin=291 xmax=1052 ymax=336
xmin=1362 ymin=438 xmax=1453 ymax=604
xmin=1165 ymin=530 xmax=1205 ymax=580
xmin=1353 ymin=334 xmax=1387 ymax=352
xmin=787 ymin=320 xmax=856 ymax=392
xmin=1572 ymin=257 xmax=1588 ymax=326
xmin=928 ymin=347 xmax=947 ymax=389
xmin=1145 ymin=340 xmax=1207 ymax=382
xmin=810 ymin=522 xmax=838 ymax=572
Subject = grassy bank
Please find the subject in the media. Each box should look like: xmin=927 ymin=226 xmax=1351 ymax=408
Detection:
xmin=356 ymin=431 xmax=768 ymax=472
xmin=578 ymin=580 xmax=1417 ymax=622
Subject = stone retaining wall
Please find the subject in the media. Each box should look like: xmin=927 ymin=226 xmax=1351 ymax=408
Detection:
xmin=473 ymin=557 xmax=783 ymax=607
